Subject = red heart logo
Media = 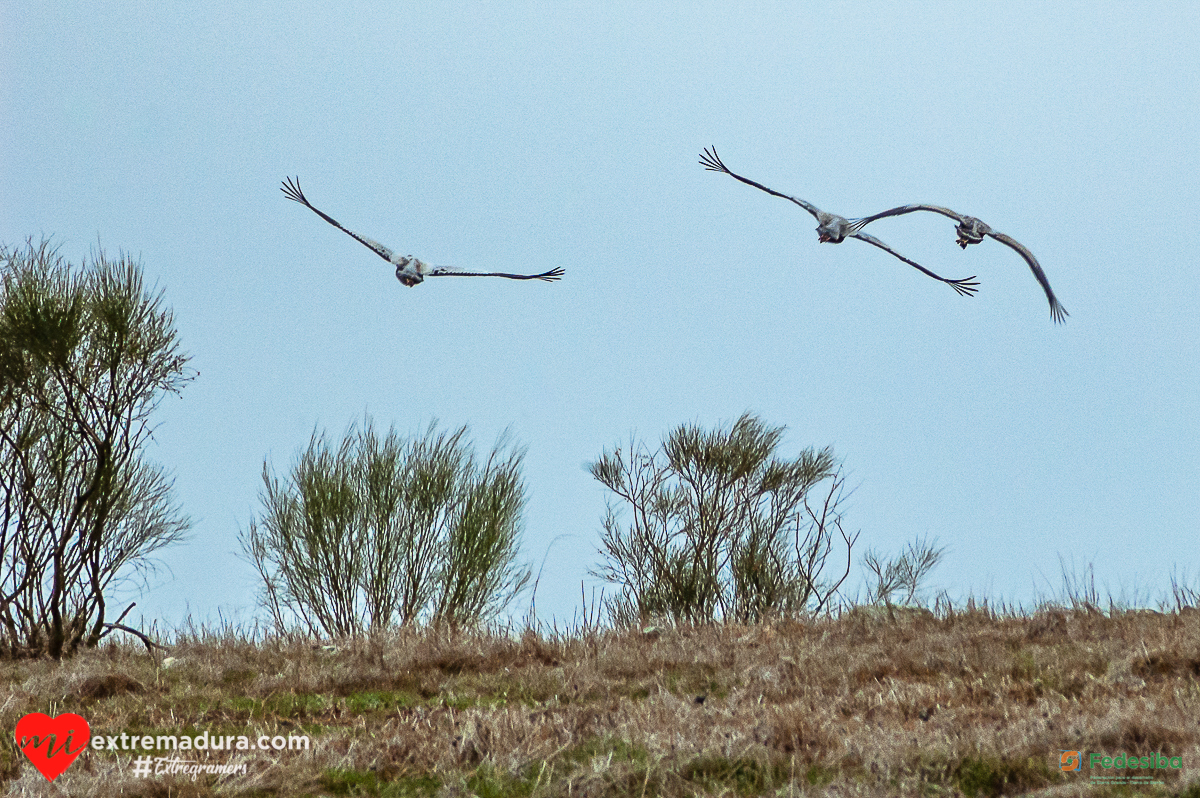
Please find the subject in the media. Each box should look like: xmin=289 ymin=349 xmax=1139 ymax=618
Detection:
xmin=15 ymin=713 xmax=90 ymax=781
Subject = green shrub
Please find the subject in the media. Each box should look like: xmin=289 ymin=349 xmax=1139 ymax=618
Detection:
xmin=590 ymin=412 xmax=853 ymax=625
xmin=243 ymin=419 xmax=530 ymax=635
xmin=0 ymin=239 xmax=190 ymax=658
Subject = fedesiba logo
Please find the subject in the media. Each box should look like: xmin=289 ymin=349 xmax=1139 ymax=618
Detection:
xmin=1088 ymin=752 xmax=1183 ymax=771
xmin=1060 ymin=749 xmax=1183 ymax=773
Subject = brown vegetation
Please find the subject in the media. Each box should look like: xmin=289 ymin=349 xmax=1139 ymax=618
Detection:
xmin=3 ymin=607 xmax=1200 ymax=796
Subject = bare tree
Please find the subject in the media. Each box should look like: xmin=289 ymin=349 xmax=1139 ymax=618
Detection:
xmin=861 ymin=535 xmax=945 ymax=607
xmin=242 ymin=419 xmax=531 ymax=636
xmin=0 ymin=239 xmax=191 ymax=658
xmin=590 ymin=413 xmax=856 ymax=626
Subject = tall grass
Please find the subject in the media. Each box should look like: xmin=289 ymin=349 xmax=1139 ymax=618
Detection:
xmin=4 ymin=597 xmax=1199 ymax=797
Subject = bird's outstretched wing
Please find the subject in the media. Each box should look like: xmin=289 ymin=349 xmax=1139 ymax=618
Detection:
xmin=281 ymin=177 xmax=396 ymax=263
xmin=850 ymin=203 xmax=1068 ymax=322
xmin=849 ymin=204 xmax=966 ymax=233
xmin=426 ymin=266 xmax=565 ymax=281
xmin=987 ymin=232 xmax=1068 ymax=324
xmin=850 ymin=231 xmax=980 ymax=297
xmin=699 ymin=147 xmax=823 ymax=221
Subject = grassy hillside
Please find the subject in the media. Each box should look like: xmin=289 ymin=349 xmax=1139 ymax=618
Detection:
xmin=3 ymin=607 xmax=1199 ymax=797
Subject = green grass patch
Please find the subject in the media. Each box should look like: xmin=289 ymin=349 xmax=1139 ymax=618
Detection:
xmin=680 ymin=754 xmax=792 ymax=795
xmin=320 ymin=767 xmax=440 ymax=797
xmin=466 ymin=762 xmax=538 ymax=798
xmin=345 ymin=689 xmax=421 ymax=714
xmin=220 ymin=667 xmax=259 ymax=687
xmin=453 ymin=737 xmax=656 ymax=798
xmin=953 ymin=754 xmax=1058 ymax=797
xmin=225 ymin=691 xmax=330 ymax=719
xmin=448 ymin=671 xmax=561 ymax=707
xmin=560 ymin=735 xmax=650 ymax=769
xmin=805 ymin=762 xmax=837 ymax=787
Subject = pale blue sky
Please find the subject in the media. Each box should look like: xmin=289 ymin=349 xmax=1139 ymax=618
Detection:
xmin=3 ymin=2 xmax=1198 ymax=628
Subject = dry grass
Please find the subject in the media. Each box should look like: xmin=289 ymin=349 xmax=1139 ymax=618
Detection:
xmin=3 ymin=607 xmax=1200 ymax=797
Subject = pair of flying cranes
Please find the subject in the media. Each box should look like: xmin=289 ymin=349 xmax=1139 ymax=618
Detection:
xmin=283 ymin=146 xmax=1067 ymax=323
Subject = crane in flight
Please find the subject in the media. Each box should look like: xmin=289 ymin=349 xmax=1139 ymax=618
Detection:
xmin=281 ymin=177 xmax=564 ymax=287
xmin=850 ymin=206 xmax=1067 ymax=323
xmin=699 ymin=148 xmax=979 ymax=297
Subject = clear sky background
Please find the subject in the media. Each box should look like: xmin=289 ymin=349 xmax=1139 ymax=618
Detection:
xmin=2 ymin=2 xmax=1197 ymax=630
